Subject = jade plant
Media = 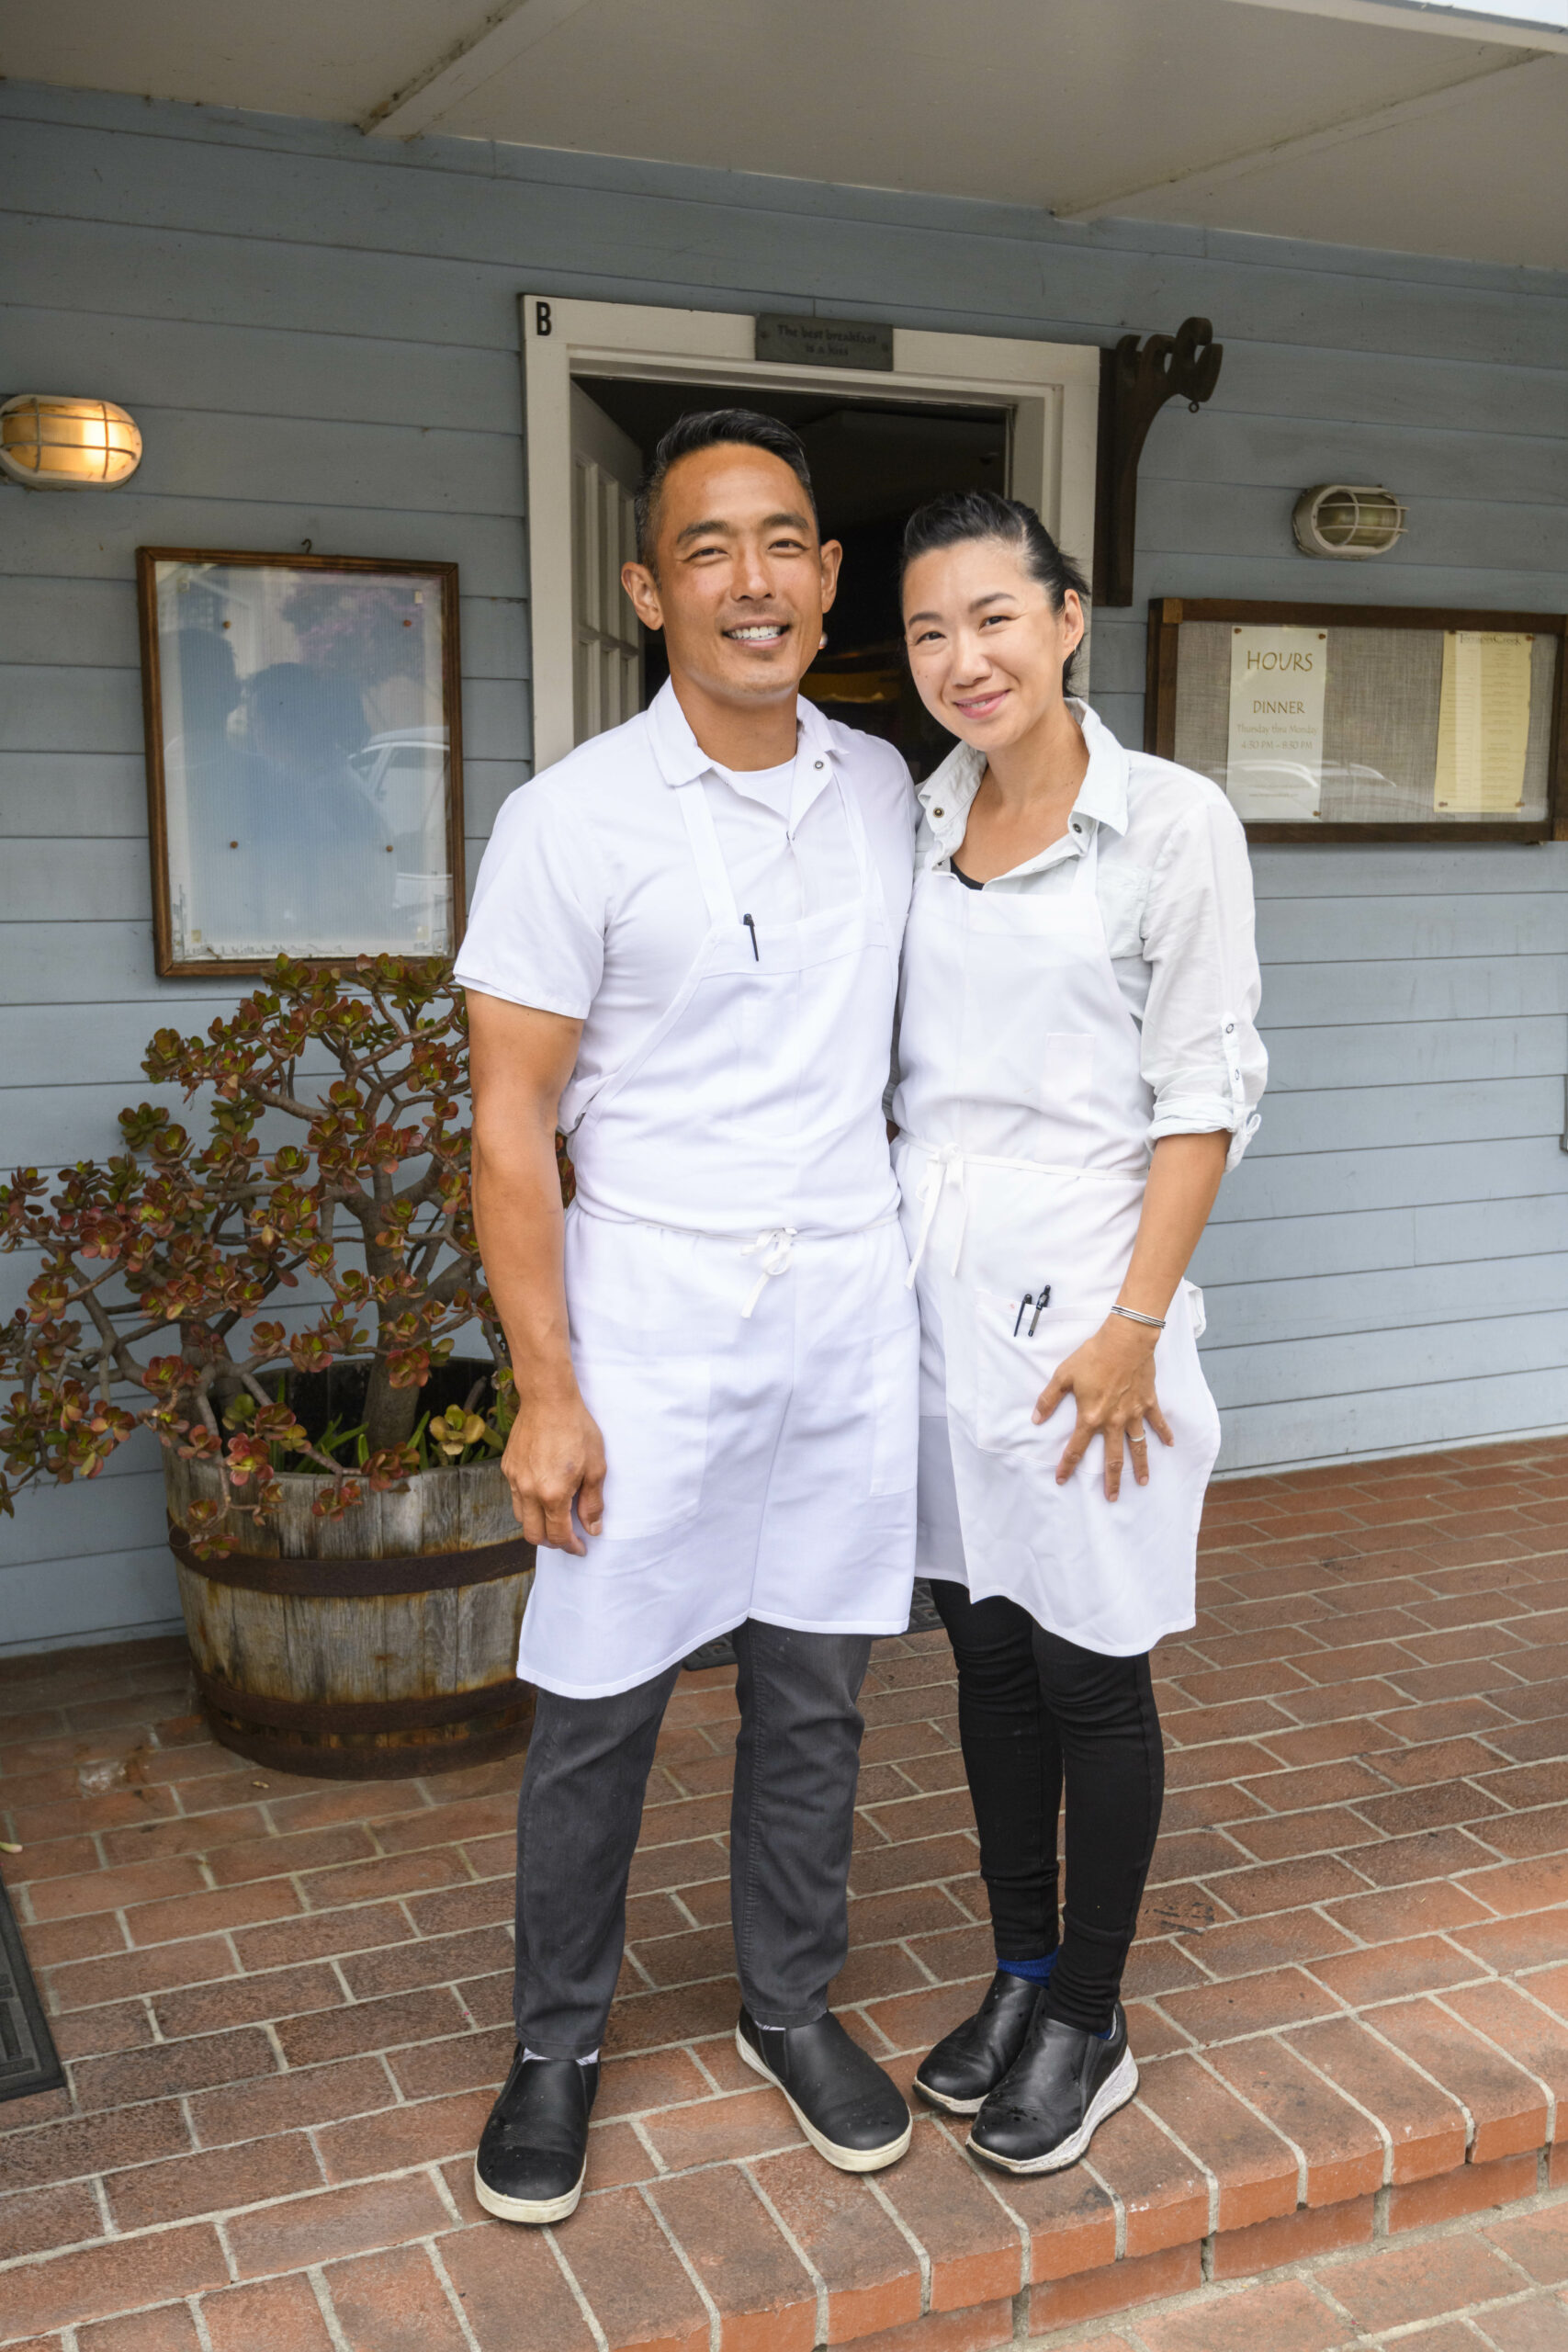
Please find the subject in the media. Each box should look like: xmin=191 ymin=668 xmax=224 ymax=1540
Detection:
xmin=0 ymin=956 xmax=521 ymax=1558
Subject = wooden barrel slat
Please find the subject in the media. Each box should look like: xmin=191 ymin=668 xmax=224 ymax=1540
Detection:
xmin=166 ymin=1449 xmax=535 ymax=1781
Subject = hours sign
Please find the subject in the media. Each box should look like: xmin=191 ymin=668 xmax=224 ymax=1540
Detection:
xmin=1225 ymin=626 xmax=1327 ymax=820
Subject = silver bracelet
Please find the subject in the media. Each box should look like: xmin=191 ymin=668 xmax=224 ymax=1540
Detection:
xmin=1110 ymin=1304 xmax=1165 ymax=1330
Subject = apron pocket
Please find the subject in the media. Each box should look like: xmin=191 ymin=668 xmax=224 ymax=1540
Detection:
xmin=972 ymin=1293 xmax=1094 ymax=1456
xmin=869 ymin=1317 xmax=919 ymax=1497
xmin=576 ymin=1353 xmax=711 ymax=1542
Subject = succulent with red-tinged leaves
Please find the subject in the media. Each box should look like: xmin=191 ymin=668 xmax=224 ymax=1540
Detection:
xmin=0 ymin=956 xmax=548 ymax=1560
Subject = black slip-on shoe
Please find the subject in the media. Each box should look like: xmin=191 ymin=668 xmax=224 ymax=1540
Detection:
xmin=473 ymin=2047 xmax=598 ymax=2223
xmin=967 ymin=2001 xmax=1137 ymax=2176
xmin=737 ymin=2007 xmax=912 ymax=2173
xmin=915 ymin=1969 xmax=1044 ymax=2115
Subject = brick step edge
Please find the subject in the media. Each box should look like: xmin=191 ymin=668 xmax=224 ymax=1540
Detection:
xmin=783 ymin=2146 xmax=1563 ymax=2352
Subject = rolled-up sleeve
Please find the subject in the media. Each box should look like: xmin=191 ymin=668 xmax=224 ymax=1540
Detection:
xmin=1138 ymin=794 xmax=1266 ymax=1170
xmin=453 ymin=778 xmax=608 ymax=1018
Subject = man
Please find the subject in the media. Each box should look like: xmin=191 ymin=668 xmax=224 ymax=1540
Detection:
xmin=457 ymin=410 xmax=919 ymax=2225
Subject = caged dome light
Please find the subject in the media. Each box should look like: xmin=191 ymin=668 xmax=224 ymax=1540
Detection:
xmin=0 ymin=394 xmax=143 ymax=490
xmin=1292 ymin=483 xmax=1406 ymax=560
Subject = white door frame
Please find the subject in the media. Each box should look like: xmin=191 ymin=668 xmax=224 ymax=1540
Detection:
xmin=521 ymin=295 xmax=1101 ymax=772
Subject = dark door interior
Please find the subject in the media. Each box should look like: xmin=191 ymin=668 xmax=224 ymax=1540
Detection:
xmin=575 ymin=377 xmax=1010 ymax=781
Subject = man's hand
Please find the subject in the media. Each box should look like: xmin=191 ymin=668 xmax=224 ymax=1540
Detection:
xmin=502 ymin=1388 xmax=607 ymax=1555
xmin=1032 ymin=1315 xmax=1175 ymax=1501
xmin=468 ymin=990 xmax=596 ymax=1549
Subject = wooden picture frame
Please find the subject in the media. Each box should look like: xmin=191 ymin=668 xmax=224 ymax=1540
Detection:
xmin=137 ymin=548 xmax=466 ymax=977
xmin=1145 ymin=596 xmax=1567 ymax=844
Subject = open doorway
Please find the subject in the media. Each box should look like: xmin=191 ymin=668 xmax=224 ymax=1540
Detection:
xmin=521 ymin=298 xmax=1100 ymax=775
xmin=575 ymin=376 xmax=1010 ymax=780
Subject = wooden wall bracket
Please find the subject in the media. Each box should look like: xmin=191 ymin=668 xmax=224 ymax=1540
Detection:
xmin=1092 ymin=317 xmax=1223 ymax=607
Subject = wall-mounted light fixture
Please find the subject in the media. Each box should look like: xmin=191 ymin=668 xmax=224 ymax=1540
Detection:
xmin=0 ymin=394 xmax=142 ymax=490
xmin=1292 ymin=483 xmax=1406 ymax=560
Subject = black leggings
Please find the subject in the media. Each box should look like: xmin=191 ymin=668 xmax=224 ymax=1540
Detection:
xmin=931 ymin=1578 xmax=1164 ymax=2036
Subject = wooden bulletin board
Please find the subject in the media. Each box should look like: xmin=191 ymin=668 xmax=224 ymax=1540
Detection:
xmin=1145 ymin=598 xmax=1567 ymax=843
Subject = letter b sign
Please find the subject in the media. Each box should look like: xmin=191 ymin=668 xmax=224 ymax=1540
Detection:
xmin=535 ymin=300 xmax=553 ymax=337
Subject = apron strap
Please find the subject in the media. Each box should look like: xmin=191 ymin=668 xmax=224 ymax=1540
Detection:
xmin=829 ymin=752 xmax=874 ymax=874
xmin=830 ymin=757 xmax=897 ymax=938
xmin=904 ymin=1143 xmax=969 ymax=1285
xmin=739 ymin=1225 xmax=797 ymax=1317
xmin=675 ymin=778 xmax=740 ymax=927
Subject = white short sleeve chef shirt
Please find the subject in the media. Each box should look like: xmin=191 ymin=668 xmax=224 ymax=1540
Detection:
xmin=455 ymin=680 xmax=918 ymax=1135
xmin=911 ymin=701 xmax=1266 ymax=1170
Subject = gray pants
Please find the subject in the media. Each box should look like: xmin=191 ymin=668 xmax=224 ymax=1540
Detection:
xmin=513 ymin=1620 xmax=873 ymax=2057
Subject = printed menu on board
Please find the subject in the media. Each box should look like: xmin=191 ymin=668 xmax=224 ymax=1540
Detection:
xmin=1434 ymin=631 xmax=1533 ymax=813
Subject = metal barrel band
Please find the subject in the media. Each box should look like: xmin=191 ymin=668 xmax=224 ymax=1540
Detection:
xmin=192 ymin=1663 xmax=529 ymax=1734
xmin=167 ymin=1519 xmax=534 ymax=1597
xmin=200 ymin=1713 xmax=534 ymax=1781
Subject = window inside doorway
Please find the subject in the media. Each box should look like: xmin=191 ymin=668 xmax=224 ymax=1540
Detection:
xmin=574 ymin=377 xmax=1010 ymax=781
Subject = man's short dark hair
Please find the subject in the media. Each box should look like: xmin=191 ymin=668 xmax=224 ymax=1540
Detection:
xmin=634 ymin=408 xmax=818 ymax=567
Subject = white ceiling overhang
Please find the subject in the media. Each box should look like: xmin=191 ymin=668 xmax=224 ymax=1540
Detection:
xmin=1232 ymin=0 xmax=1568 ymax=44
xmin=3 ymin=0 xmax=1565 ymax=270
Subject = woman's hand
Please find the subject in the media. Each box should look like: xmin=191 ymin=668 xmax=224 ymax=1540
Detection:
xmin=1032 ymin=1316 xmax=1175 ymax=1500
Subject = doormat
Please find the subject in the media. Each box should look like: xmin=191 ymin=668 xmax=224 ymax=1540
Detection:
xmin=680 ymin=1581 xmax=944 ymax=1673
xmin=0 ymin=1870 xmax=65 ymax=2104
xmin=904 ymin=1579 xmax=944 ymax=1635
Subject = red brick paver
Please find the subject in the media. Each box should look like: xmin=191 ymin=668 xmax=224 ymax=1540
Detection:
xmin=3 ymin=1437 xmax=1568 ymax=2352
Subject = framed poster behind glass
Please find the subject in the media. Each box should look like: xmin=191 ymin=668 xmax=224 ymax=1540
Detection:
xmin=137 ymin=549 xmax=465 ymax=976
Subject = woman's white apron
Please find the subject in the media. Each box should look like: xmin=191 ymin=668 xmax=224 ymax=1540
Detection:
xmin=893 ymin=827 xmax=1219 ymax=1657
xmin=519 ymin=755 xmax=919 ymax=1700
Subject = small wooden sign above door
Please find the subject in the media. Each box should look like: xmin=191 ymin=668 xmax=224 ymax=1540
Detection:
xmin=754 ymin=313 xmax=894 ymax=370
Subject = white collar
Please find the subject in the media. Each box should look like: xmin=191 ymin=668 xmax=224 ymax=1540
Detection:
xmin=915 ymin=701 xmax=1130 ymax=858
xmin=646 ymin=675 xmax=840 ymax=789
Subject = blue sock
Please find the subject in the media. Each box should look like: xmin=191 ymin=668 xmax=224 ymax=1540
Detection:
xmin=997 ymin=1951 xmax=1057 ymax=1984
xmin=998 ymin=1952 xmax=1116 ymax=2037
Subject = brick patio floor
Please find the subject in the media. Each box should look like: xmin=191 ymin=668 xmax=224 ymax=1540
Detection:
xmin=3 ymin=1435 xmax=1568 ymax=2352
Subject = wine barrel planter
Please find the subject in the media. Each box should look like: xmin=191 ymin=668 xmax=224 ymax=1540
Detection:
xmin=164 ymin=1378 xmax=534 ymax=1779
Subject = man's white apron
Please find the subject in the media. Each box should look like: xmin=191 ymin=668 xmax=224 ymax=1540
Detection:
xmin=893 ymin=826 xmax=1219 ymax=1658
xmin=519 ymin=755 xmax=919 ymax=1700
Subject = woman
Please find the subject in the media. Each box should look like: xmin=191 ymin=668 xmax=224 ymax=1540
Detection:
xmin=891 ymin=492 xmax=1265 ymax=2176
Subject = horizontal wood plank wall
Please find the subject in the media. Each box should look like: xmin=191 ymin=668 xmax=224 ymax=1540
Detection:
xmin=1 ymin=82 xmax=1564 ymax=1647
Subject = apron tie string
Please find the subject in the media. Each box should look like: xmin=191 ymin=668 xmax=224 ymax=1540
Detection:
xmin=905 ymin=1145 xmax=969 ymax=1286
xmin=739 ymin=1226 xmax=798 ymax=1318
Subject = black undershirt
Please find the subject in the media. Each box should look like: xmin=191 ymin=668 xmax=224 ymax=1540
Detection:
xmin=950 ymin=861 xmax=984 ymax=890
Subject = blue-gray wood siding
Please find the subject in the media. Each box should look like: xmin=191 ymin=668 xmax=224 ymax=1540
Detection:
xmin=1 ymin=82 xmax=1564 ymax=1652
